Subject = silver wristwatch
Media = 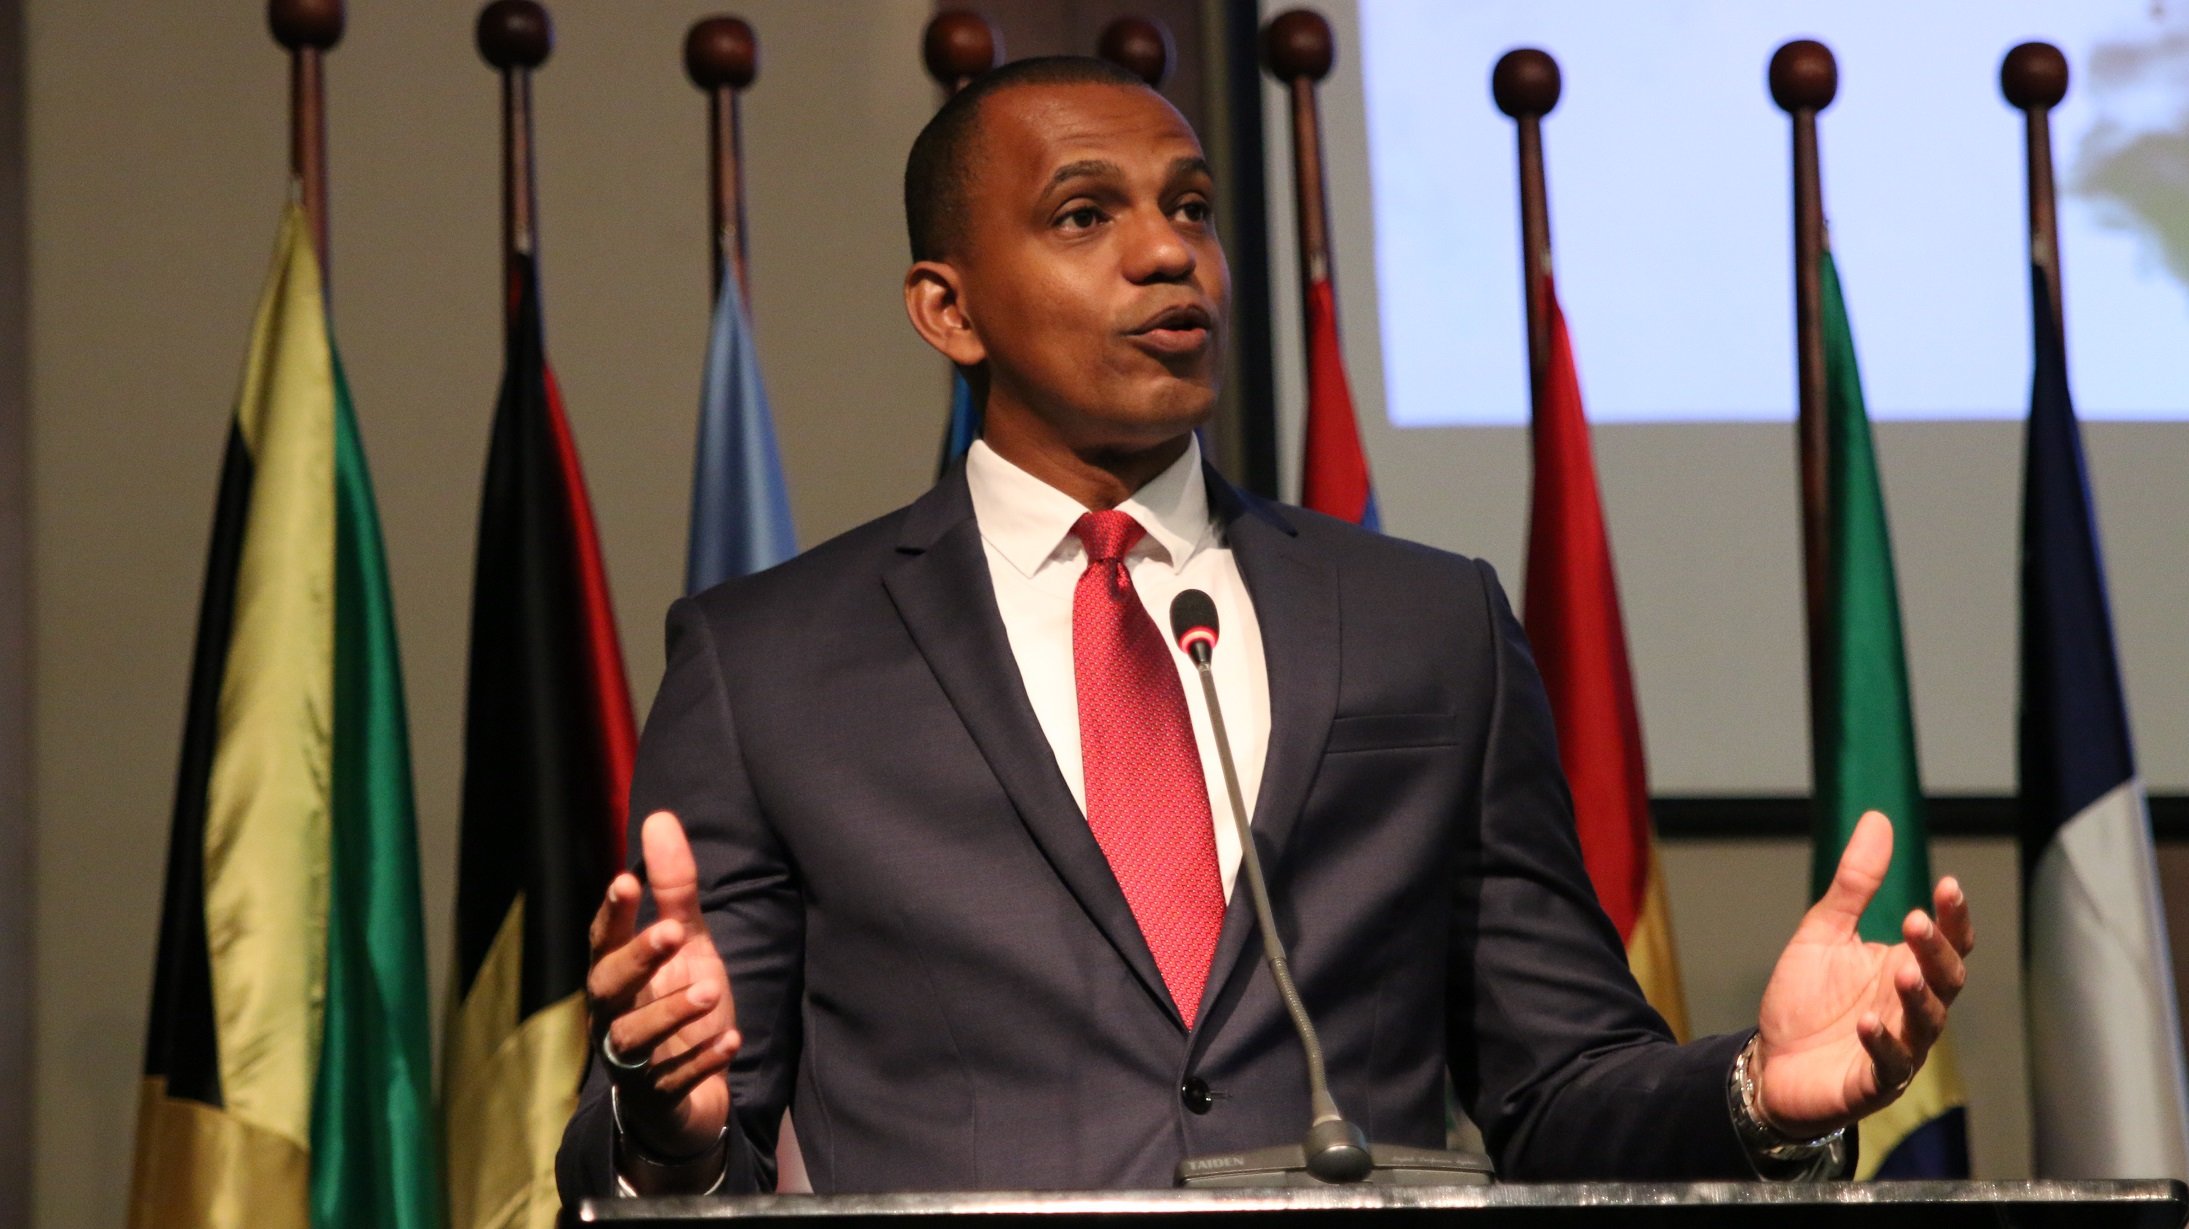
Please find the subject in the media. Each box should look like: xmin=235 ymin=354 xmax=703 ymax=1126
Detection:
xmin=1729 ymin=1033 xmax=1847 ymax=1177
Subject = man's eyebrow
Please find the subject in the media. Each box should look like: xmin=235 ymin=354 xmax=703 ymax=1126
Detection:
xmin=1040 ymin=155 xmax=1213 ymax=195
xmin=1168 ymin=155 xmax=1213 ymax=181
xmin=1044 ymin=159 xmax=1123 ymax=193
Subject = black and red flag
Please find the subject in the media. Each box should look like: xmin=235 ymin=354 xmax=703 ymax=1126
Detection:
xmin=444 ymin=253 xmax=636 ymax=1229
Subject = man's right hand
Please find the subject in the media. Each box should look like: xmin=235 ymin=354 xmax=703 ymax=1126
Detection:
xmin=587 ymin=810 xmax=741 ymax=1170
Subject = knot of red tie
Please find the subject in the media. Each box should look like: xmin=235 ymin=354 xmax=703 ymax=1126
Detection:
xmin=1072 ymin=509 xmax=1147 ymax=566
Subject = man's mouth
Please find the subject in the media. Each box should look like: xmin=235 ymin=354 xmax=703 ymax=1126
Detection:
xmin=1129 ymin=304 xmax=1215 ymax=356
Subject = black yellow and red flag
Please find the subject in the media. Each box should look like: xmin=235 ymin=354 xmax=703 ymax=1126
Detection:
xmin=442 ymin=253 xmax=636 ymax=1229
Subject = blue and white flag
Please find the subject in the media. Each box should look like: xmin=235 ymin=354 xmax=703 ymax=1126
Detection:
xmin=2020 ymin=273 xmax=2189 ymax=1179
xmin=687 ymin=271 xmax=796 ymax=594
xmin=937 ymin=368 xmax=980 ymax=477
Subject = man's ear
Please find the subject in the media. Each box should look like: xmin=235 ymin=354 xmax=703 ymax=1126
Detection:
xmin=904 ymin=260 xmax=986 ymax=367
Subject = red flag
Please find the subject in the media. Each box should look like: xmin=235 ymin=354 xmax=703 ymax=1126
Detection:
xmin=1299 ymin=279 xmax=1378 ymax=528
xmin=1521 ymin=277 xmax=1687 ymax=1038
xmin=540 ymin=357 xmax=637 ymax=828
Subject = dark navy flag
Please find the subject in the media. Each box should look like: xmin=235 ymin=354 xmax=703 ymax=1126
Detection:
xmin=937 ymin=368 xmax=980 ymax=477
xmin=2019 ymin=272 xmax=2189 ymax=1179
xmin=687 ymin=271 xmax=796 ymax=593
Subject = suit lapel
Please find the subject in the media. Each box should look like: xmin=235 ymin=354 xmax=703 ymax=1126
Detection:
xmin=1193 ymin=472 xmax=1342 ymax=1037
xmin=880 ymin=469 xmax=1181 ymax=1026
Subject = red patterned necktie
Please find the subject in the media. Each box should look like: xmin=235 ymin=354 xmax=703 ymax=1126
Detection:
xmin=1070 ymin=509 xmax=1226 ymax=1028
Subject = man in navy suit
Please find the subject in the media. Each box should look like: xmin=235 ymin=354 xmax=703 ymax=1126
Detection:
xmin=559 ymin=56 xmax=1972 ymax=1201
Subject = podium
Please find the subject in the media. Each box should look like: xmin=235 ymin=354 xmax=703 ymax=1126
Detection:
xmin=580 ymin=1181 xmax=2187 ymax=1228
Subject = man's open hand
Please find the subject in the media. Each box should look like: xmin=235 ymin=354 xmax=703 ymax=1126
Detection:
xmin=1752 ymin=810 xmax=1974 ymax=1138
xmin=587 ymin=810 xmax=740 ymax=1162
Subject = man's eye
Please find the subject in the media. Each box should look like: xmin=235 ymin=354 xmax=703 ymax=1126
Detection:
xmin=1175 ymin=200 xmax=1212 ymax=224
xmin=1059 ymin=206 xmax=1104 ymax=230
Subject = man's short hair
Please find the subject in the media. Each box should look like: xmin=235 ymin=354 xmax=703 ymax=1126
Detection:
xmin=904 ymin=55 xmax=1153 ymax=264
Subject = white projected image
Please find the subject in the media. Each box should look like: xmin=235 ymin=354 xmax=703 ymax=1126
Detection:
xmin=1359 ymin=0 xmax=2189 ymax=424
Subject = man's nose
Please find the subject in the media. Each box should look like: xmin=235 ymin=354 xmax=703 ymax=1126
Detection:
xmin=1121 ymin=208 xmax=1196 ymax=283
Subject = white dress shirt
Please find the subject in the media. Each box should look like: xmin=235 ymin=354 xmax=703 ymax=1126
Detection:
xmin=964 ymin=437 xmax=1268 ymax=898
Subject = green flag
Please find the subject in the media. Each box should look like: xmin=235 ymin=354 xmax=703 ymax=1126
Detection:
xmin=317 ymin=347 xmax=438 ymax=1229
xmin=1808 ymin=250 xmax=1967 ymax=1179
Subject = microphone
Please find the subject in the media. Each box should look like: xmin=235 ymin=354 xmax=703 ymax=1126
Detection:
xmin=1172 ymin=590 xmax=1218 ymax=667
xmin=1167 ymin=591 xmax=1490 ymax=1188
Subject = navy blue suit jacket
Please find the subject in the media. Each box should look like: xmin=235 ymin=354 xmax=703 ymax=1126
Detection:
xmin=557 ymin=465 xmax=1755 ymax=1200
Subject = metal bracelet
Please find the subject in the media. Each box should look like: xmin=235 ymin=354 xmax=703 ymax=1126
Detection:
xmin=611 ymin=1082 xmax=732 ymax=1174
xmin=1732 ymin=1033 xmax=1846 ymax=1162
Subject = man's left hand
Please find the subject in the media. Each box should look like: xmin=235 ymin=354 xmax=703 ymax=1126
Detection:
xmin=1751 ymin=810 xmax=1974 ymax=1138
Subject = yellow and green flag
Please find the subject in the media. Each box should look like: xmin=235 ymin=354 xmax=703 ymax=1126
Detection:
xmin=1809 ymin=251 xmax=1968 ymax=1179
xmin=127 ymin=204 xmax=437 ymax=1229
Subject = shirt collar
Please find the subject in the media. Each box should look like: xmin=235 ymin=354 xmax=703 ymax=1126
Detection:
xmin=965 ymin=435 xmax=1212 ymax=579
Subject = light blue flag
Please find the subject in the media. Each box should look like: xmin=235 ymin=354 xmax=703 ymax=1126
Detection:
xmin=687 ymin=272 xmax=796 ymax=594
xmin=937 ymin=368 xmax=981 ymax=477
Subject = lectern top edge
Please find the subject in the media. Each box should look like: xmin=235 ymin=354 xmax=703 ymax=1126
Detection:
xmin=581 ymin=1178 xmax=2189 ymax=1224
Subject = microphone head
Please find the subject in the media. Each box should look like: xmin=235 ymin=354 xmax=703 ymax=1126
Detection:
xmin=1304 ymin=1117 xmax=1373 ymax=1183
xmin=1169 ymin=589 xmax=1220 ymax=664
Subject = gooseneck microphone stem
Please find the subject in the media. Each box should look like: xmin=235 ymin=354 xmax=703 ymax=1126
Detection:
xmin=1169 ymin=589 xmax=1485 ymax=1186
xmin=1190 ymin=662 xmax=1345 ymax=1131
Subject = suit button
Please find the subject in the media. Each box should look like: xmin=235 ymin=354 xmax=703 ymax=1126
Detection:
xmin=1180 ymin=1077 xmax=1213 ymax=1114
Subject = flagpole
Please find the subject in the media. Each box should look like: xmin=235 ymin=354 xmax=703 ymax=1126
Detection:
xmin=1099 ymin=16 xmax=1173 ymax=89
xmin=478 ymin=0 xmax=551 ymax=324
xmin=924 ymin=10 xmax=1001 ymax=96
xmin=1263 ymin=10 xmax=1336 ymax=305
xmin=1492 ymin=48 xmax=1560 ymax=411
xmin=269 ymin=0 xmax=342 ymax=279
xmin=2002 ymin=42 xmax=2069 ymax=347
xmin=1770 ymin=38 xmax=1838 ymax=735
xmin=686 ymin=17 xmax=757 ymax=305
xmin=1263 ymin=8 xmax=1379 ymax=526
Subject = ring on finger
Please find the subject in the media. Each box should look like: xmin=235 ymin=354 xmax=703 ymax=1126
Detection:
xmin=601 ymin=1030 xmax=652 ymax=1074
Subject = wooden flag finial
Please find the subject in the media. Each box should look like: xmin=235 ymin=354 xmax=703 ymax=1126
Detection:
xmin=1769 ymin=38 xmax=1837 ymax=114
xmin=2002 ymin=41 xmax=2069 ymax=111
xmin=1262 ymin=8 xmax=1334 ymax=84
xmin=478 ymin=0 xmax=553 ymax=71
xmin=1099 ymin=17 xmax=1173 ymax=89
xmin=686 ymin=16 xmax=757 ymax=91
xmin=1491 ymin=47 xmax=1560 ymax=119
xmin=269 ymin=0 xmax=343 ymax=51
xmin=924 ymin=11 xmax=1001 ymax=91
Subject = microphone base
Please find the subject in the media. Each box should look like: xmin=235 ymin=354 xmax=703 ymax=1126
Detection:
xmin=1176 ymin=1143 xmax=1495 ymax=1188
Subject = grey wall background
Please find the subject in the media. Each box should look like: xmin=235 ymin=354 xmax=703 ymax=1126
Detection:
xmin=15 ymin=2 xmax=2185 ymax=1226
